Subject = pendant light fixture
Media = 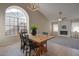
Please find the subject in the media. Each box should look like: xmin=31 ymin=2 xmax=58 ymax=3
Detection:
xmin=27 ymin=3 xmax=39 ymax=12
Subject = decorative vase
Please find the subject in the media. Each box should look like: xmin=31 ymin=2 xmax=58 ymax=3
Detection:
xmin=32 ymin=29 xmax=37 ymax=36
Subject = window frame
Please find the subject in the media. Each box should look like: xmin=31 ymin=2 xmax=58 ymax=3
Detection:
xmin=71 ymin=22 xmax=79 ymax=32
xmin=52 ymin=22 xmax=58 ymax=32
xmin=5 ymin=8 xmax=27 ymax=36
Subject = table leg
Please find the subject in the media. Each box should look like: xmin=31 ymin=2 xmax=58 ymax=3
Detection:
xmin=35 ymin=43 xmax=47 ymax=56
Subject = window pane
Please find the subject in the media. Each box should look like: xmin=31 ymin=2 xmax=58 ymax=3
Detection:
xmin=5 ymin=19 xmax=9 ymax=25
xmin=10 ymin=17 xmax=14 ymax=22
xmin=72 ymin=22 xmax=79 ymax=32
xmin=53 ymin=23 xmax=58 ymax=32
xmin=10 ymin=21 xmax=14 ymax=25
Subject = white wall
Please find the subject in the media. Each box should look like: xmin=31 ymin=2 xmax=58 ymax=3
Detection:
xmin=28 ymin=11 xmax=50 ymax=34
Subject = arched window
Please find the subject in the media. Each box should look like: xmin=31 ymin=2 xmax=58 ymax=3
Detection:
xmin=5 ymin=6 xmax=29 ymax=35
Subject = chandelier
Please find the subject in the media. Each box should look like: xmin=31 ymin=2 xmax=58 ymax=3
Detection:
xmin=27 ymin=3 xmax=39 ymax=12
xmin=58 ymin=11 xmax=62 ymax=21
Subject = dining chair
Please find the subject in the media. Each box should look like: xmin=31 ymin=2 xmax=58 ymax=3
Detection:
xmin=42 ymin=32 xmax=48 ymax=35
xmin=19 ymin=32 xmax=38 ymax=56
xmin=19 ymin=32 xmax=27 ymax=52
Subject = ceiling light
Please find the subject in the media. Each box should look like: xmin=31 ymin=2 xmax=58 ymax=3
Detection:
xmin=27 ymin=3 xmax=39 ymax=12
xmin=58 ymin=18 xmax=62 ymax=21
xmin=58 ymin=11 xmax=66 ymax=21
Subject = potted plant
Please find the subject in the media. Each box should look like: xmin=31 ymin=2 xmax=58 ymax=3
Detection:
xmin=31 ymin=24 xmax=38 ymax=36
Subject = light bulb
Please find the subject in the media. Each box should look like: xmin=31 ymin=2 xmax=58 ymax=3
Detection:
xmin=58 ymin=18 xmax=62 ymax=21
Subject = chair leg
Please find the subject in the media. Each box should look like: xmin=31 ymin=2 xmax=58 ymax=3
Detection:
xmin=20 ymin=41 xmax=22 ymax=50
xmin=23 ymin=44 xmax=25 ymax=53
xmin=20 ymin=41 xmax=24 ymax=50
xmin=25 ymin=49 xmax=27 ymax=56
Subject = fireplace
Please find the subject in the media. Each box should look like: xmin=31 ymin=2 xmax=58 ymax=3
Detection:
xmin=60 ymin=31 xmax=68 ymax=35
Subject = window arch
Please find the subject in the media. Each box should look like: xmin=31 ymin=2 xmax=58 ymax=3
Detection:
xmin=5 ymin=6 xmax=29 ymax=35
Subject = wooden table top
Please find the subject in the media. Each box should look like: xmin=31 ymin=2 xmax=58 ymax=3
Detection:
xmin=29 ymin=35 xmax=55 ymax=43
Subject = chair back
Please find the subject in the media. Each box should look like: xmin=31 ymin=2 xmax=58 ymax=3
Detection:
xmin=42 ymin=32 xmax=48 ymax=35
xmin=20 ymin=31 xmax=31 ymax=44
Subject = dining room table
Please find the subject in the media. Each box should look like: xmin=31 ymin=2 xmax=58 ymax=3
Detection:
xmin=29 ymin=34 xmax=55 ymax=56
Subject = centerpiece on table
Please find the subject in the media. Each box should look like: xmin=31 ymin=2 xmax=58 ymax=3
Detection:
xmin=31 ymin=24 xmax=38 ymax=36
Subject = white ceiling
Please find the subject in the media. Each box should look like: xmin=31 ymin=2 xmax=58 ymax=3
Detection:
xmin=38 ymin=3 xmax=79 ymax=22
